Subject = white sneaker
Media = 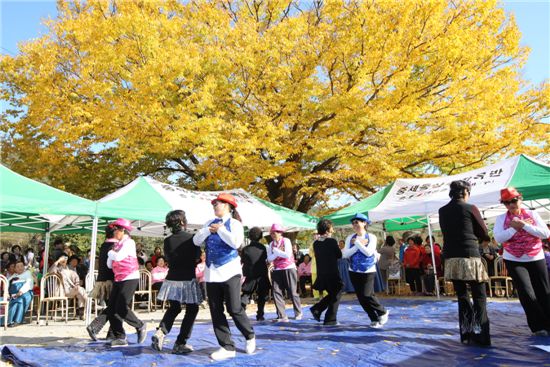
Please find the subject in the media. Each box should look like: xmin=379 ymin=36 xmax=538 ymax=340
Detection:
xmin=210 ymin=347 xmax=236 ymax=361
xmin=245 ymin=337 xmax=256 ymax=354
xmin=370 ymin=321 xmax=382 ymax=329
xmin=379 ymin=310 xmax=390 ymax=325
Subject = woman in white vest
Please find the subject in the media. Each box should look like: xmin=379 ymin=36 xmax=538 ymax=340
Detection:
xmin=193 ymin=193 xmax=256 ymax=361
xmin=343 ymin=213 xmax=389 ymax=328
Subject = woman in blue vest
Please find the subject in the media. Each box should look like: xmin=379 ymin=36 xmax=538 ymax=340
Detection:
xmin=343 ymin=213 xmax=389 ymax=328
xmin=193 ymin=193 xmax=256 ymax=361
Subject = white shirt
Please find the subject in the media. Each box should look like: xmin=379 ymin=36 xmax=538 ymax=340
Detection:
xmin=342 ymin=232 xmax=378 ymax=273
xmin=267 ymin=237 xmax=296 ymax=270
xmin=8 ymin=270 xmax=33 ymax=294
xmin=193 ymin=214 xmax=244 ymax=283
xmin=494 ymin=209 xmax=550 ymax=262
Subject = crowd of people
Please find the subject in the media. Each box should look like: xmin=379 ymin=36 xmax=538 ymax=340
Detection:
xmin=1 ymin=185 xmax=550 ymax=358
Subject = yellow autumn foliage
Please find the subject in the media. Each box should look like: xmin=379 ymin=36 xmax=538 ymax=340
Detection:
xmin=1 ymin=0 xmax=548 ymax=211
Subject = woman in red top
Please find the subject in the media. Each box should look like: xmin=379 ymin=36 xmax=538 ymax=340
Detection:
xmin=403 ymin=235 xmax=425 ymax=294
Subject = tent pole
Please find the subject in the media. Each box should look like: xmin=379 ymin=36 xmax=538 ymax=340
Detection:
xmin=427 ymin=215 xmax=440 ymax=299
xmin=85 ymin=216 xmax=99 ymax=326
xmin=42 ymin=224 xmax=51 ymax=275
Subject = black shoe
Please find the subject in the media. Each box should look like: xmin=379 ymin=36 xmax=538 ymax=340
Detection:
xmin=310 ymin=308 xmax=321 ymax=322
xmin=256 ymin=316 xmax=265 ymax=322
xmin=86 ymin=324 xmax=98 ymax=341
xmin=110 ymin=338 xmax=128 ymax=347
xmin=137 ymin=323 xmax=148 ymax=344
xmin=172 ymin=343 xmax=194 ymax=355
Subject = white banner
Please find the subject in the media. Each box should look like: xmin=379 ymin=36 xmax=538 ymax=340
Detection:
xmin=369 ymin=156 xmax=520 ymax=221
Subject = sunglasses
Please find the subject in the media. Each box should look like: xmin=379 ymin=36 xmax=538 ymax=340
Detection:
xmin=502 ymin=198 xmax=519 ymax=205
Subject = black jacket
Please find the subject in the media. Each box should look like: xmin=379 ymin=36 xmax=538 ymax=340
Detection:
xmin=164 ymin=231 xmax=200 ymax=281
xmin=439 ymin=199 xmax=490 ymax=259
xmin=96 ymin=240 xmax=115 ymax=282
xmin=241 ymin=242 xmax=268 ymax=279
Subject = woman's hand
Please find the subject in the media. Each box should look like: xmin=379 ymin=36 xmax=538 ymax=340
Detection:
xmin=510 ymin=217 xmax=525 ymax=230
xmin=209 ymin=223 xmax=222 ymax=233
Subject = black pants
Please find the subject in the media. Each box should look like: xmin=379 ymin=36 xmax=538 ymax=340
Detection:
xmin=311 ymin=279 xmax=343 ymax=324
xmin=107 ymin=279 xmax=144 ymax=339
xmin=452 ymin=280 xmax=490 ymax=345
xmin=87 ymin=308 xmax=114 ymax=337
xmin=272 ymin=269 xmax=302 ymax=319
xmin=349 ymin=271 xmax=386 ymax=322
xmin=207 ymin=275 xmax=255 ymax=351
xmin=199 ymin=282 xmax=207 ymax=301
xmin=299 ymin=275 xmax=312 ymax=296
xmin=505 ymin=259 xmax=550 ymax=333
xmin=241 ymin=276 xmax=270 ymax=319
xmin=159 ymin=301 xmax=199 ymax=345
xmin=405 ymin=268 xmax=423 ymax=293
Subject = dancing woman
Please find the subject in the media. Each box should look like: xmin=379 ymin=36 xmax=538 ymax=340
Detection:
xmin=193 ymin=193 xmax=256 ymax=361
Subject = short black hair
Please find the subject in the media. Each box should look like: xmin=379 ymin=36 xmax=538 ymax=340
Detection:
xmin=165 ymin=210 xmax=187 ymax=233
xmin=449 ymin=180 xmax=471 ymax=200
xmin=104 ymin=225 xmax=116 ymax=239
xmin=156 ymin=256 xmax=166 ymax=263
xmin=316 ymin=219 xmax=333 ymax=235
xmin=68 ymin=255 xmax=80 ymax=264
xmin=248 ymin=227 xmax=263 ymax=241
xmin=411 ymin=235 xmax=423 ymax=246
xmin=385 ymin=236 xmax=396 ymax=246
xmin=53 ymin=238 xmax=64 ymax=246
xmin=55 ymin=252 xmax=69 ymax=261
xmin=145 ymin=260 xmax=153 ymax=267
xmin=11 ymin=245 xmax=21 ymax=252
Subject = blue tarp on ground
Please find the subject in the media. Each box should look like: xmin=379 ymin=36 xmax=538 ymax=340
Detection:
xmin=2 ymin=299 xmax=550 ymax=366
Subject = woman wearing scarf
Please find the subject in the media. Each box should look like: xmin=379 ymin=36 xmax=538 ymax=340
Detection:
xmin=494 ymin=187 xmax=550 ymax=336
xmin=343 ymin=213 xmax=389 ymax=328
xmin=193 ymin=193 xmax=255 ymax=361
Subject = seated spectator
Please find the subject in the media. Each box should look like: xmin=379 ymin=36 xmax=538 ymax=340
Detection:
xmin=24 ymin=248 xmax=37 ymax=268
xmin=298 ymin=255 xmax=312 ymax=297
xmin=1 ymin=252 xmax=11 ymax=273
xmin=151 ymin=246 xmax=163 ymax=267
xmin=4 ymin=261 xmax=16 ymax=278
xmin=1 ymin=260 xmax=34 ymax=327
xmin=151 ymin=256 xmax=169 ymax=291
xmin=479 ymin=239 xmax=497 ymax=276
xmin=10 ymin=245 xmax=24 ymax=263
xmin=136 ymin=242 xmax=148 ymax=264
xmin=403 ymin=235 xmax=425 ymax=295
xmin=51 ymin=238 xmax=65 ymax=263
xmin=48 ymin=253 xmax=87 ymax=319
xmin=145 ymin=260 xmax=154 ymax=272
xmin=68 ymin=255 xmax=88 ymax=286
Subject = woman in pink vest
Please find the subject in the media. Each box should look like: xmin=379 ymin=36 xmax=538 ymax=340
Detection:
xmin=106 ymin=218 xmax=147 ymax=347
xmin=267 ymin=223 xmax=302 ymax=322
xmin=494 ymin=187 xmax=550 ymax=336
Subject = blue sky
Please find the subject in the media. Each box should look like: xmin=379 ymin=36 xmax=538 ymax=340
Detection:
xmin=1 ymin=0 xmax=548 ymax=84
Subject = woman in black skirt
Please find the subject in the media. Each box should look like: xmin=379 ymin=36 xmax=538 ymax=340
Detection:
xmin=439 ymin=180 xmax=491 ymax=346
xmin=151 ymin=210 xmax=203 ymax=354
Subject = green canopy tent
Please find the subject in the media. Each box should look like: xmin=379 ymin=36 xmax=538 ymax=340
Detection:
xmin=326 ymin=154 xmax=550 ymax=228
xmin=0 ymin=163 xmax=99 ymax=304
